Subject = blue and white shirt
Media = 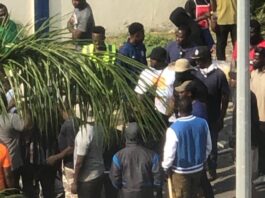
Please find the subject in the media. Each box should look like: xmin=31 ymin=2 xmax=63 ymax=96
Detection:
xmin=162 ymin=115 xmax=212 ymax=174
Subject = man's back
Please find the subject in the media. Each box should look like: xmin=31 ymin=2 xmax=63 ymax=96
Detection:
xmin=110 ymin=144 xmax=161 ymax=197
xmin=163 ymin=115 xmax=211 ymax=174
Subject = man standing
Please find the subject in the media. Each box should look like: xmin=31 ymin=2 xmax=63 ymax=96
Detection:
xmin=46 ymin=106 xmax=78 ymax=198
xmin=162 ymin=97 xmax=212 ymax=198
xmin=71 ymin=121 xmax=105 ymax=197
xmin=82 ymin=26 xmax=116 ymax=64
xmin=67 ymin=0 xmax=95 ymax=42
xmin=211 ymin=0 xmax=237 ymax=60
xmin=135 ymin=47 xmax=175 ymax=125
xmin=119 ymin=22 xmax=147 ymax=71
xmin=0 ymin=93 xmax=31 ymax=188
xmin=109 ymin=122 xmax=163 ymax=198
xmin=250 ymin=47 xmax=265 ymax=175
xmin=192 ymin=46 xmax=230 ymax=180
xmin=165 ymin=25 xmax=197 ymax=63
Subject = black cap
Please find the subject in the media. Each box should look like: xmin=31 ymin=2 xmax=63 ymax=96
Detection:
xmin=125 ymin=122 xmax=140 ymax=142
xmin=150 ymin=47 xmax=168 ymax=62
xmin=191 ymin=46 xmax=211 ymax=59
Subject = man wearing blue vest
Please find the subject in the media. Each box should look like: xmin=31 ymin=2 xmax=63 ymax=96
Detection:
xmin=162 ymin=96 xmax=212 ymax=198
xmin=82 ymin=26 xmax=116 ymax=64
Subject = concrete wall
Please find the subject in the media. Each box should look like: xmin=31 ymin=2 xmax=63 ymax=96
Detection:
xmin=50 ymin=0 xmax=185 ymax=35
xmin=1 ymin=0 xmax=35 ymax=33
xmin=2 ymin=0 xmax=185 ymax=35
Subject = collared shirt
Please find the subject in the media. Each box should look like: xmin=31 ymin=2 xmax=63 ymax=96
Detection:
xmin=119 ymin=41 xmax=147 ymax=66
xmin=165 ymin=41 xmax=196 ymax=63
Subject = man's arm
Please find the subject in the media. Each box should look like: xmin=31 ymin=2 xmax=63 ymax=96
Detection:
xmin=46 ymin=146 xmax=74 ymax=166
xmin=162 ymin=128 xmax=178 ymax=171
xmin=109 ymin=154 xmax=122 ymax=189
xmin=4 ymin=167 xmax=14 ymax=188
xmin=71 ymin=155 xmax=85 ymax=194
xmin=205 ymin=123 xmax=212 ymax=159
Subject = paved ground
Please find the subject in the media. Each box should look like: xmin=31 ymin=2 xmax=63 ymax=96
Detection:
xmin=211 ymin=106 xmax=265 ymax=198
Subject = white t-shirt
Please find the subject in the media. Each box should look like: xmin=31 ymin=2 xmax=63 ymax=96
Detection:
xmin=74 ymin=123 xmax=105 ymax=182
xmin=135 ymin=66 xmax=175 ymax=115
xmin=6 ymin=89 xmax=16 ymax=113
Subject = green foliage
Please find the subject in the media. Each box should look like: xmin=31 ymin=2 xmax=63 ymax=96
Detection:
xmin=0 ymin=20 xmax=167 ymax=146
xmin=144 ymin=33 xmax=173 ymax=57
xmin=254 ymin=3 xmax=265 ymax=33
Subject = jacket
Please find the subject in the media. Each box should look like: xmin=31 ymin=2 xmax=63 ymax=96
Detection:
xmin=109 ymin=143 xmax=162 ymax=198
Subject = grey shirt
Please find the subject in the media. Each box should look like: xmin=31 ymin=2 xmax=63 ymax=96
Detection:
xmin=0 ymin=113 xmax=24 ymax=170
xmin=74 ymin=123 xmax=104 ymax=182
xmin=74 ymin=3 xmax=95 ymax=39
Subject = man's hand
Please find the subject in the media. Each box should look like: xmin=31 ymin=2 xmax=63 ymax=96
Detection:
xmin=46 ymin=155 xmax=59 ymax=166
xmin=71 ymin=182 xmax=78 ymax=194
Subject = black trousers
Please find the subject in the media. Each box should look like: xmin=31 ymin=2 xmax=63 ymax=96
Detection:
xmin=216 ymin=24 xmax=237 ymax=60
xmin=77 ymin=174 xmax=104 ymax=198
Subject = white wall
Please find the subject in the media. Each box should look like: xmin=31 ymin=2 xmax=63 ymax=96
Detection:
xmin=1 ymin=0 xmax=35 ymax=33
xmin=1 ymin=0 xmax=185 ymax=35
xmin=50 ymin=0 xmax=185 ymax=35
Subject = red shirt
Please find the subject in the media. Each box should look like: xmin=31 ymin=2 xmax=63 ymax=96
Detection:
xmin=232 ymin=40 xmax=265 ymax=71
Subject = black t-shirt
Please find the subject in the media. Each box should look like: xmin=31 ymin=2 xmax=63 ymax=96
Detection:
xmin=193 ymin=67 xmax=230 ymax=124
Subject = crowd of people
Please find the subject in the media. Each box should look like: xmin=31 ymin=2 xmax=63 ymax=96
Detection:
xmin=0 ymin=0 xmax=265 ymax=197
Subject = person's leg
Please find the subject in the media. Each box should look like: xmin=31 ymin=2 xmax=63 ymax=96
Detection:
xmin=21 ymin=164 xmax=39 ymax=198
xmin=38 ymin=165 xmax=56 ymax=198
xmin=64 ymin=167 xmax=78 ymax=198
xmin=230 ymin=24 xmax=237 ymax=46
xmin=200 ymin=168 xmax=214 ymax=198
xmin=190 ymin=171 xmax=203 ymax=198
xmin=216 ymin=25 xmax=230 ymax=60
xmin=172 ymin=173 xmax=191 ymax=198
xmin=103 ymin=173 xmax=118 ymax=198
xmin=77 ymin=174 xmax=104 ymax=198
xmin=207 ymin=126 xmax=219 ymax=180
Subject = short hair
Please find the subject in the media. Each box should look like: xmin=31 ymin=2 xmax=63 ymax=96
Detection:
xmin=177 ymin=96 xmax=192 ymax=114
xmin=0 ymin=4 xmax=7 ymax=12
xmin=92 ymin=26 xmax=106 ymax=35
xmin=177 ymin=25 xmax=191 ymax=37
xmin=128 ymin=22 xmax=144 ymax=35
xmin=255 ymin=47 xmax=265 ymax=57
xmin=250 ymin=19 xmax=261 ymax=34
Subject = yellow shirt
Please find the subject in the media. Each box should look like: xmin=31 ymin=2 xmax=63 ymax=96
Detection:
xmin=216 ymin=0 xmax=237 ymax=25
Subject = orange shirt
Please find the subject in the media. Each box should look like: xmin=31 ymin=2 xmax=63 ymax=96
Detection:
xmin=0 ymin=143 xmax=11 ymax=190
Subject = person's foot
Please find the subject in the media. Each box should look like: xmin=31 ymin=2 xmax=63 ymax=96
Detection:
xmin=208 ymin=170 xmax=217 ymax=181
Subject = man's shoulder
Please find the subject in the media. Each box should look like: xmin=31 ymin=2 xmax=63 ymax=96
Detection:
xmin=166 ymin=41 xmax=178 ymax=50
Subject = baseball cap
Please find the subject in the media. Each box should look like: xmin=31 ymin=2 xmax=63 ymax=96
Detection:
xmin=191 ymin=46 xmax=211 ymax=59
xmin=175 ymin=80 xmax=192 ymax=92
xmin=168 ymin=58 xmax=193 ymax=72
